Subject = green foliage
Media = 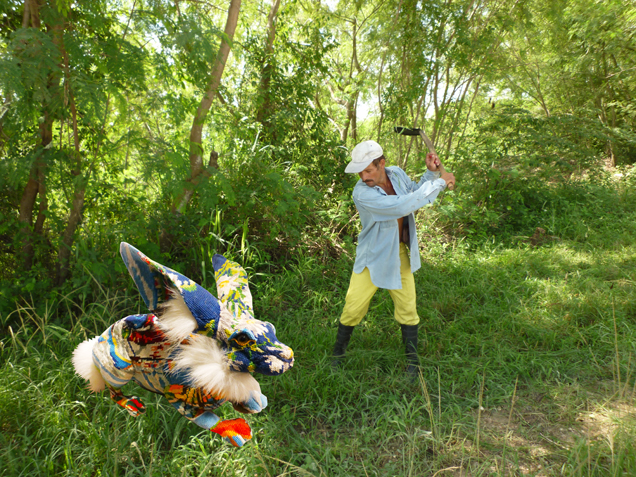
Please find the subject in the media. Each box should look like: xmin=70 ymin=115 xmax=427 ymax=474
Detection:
xmin=160 ymin=11 xmax=353 ymax=263
xmin=493 ymin=0 xmax=636 ymax=165
xmin=430 ymin=106 xmax=634 ymax=241
xmin=3 ymin=0 xmax=634 ymax=305
xmin=469 ymin=106 xmax=607 ymax=174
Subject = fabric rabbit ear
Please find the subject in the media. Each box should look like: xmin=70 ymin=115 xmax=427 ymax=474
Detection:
xmin=212 ymin=254 xmax=254 ymax=319
xmin=120 ymin=242 xmax=221 ymax=336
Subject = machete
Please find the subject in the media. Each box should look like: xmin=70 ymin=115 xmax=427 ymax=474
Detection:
xmin=394 ymin=126 xmax=455 ymax=190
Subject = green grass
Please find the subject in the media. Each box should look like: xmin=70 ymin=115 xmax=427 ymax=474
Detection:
xmin=2 ymin=176 xmax=636 ymax=476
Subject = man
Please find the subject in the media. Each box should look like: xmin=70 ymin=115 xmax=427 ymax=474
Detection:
xmin=332 ymin=140 xmax=455 ymax=377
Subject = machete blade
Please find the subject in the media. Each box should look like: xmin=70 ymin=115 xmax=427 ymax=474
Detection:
xmin=394 ymin=126 xmax=422 ymax=136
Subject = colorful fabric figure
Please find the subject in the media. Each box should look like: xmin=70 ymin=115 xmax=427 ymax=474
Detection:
xmin=73 ymin=242 xmax=294 ymax=447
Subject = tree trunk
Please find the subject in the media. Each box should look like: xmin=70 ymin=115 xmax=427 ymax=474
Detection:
xmin=56 ymin=42 xmax=85 ymax=286
xmin=56 ymin=178 xmax=86 ymax=286
xmin=255 ymin=0 xmax=281 ymax=130
xmin=33 ymin=162 xmax=48 ymax=236
xmin=348 ymin=94 xmax=358 ymax=143
xmin=18 ymin=0 xmax=42 ymax=270
xmin=349 ymin=18 xmax=360 ymax=144
xmin=18 ymin=0 xmax=61 ymax=271
xmin=376 ymin=51 xmax=387 ymax=142
xmin=56 ymin=0 xmax=137 ymax=282
xmin=22 ymin=0 xmax=41 ymax=28
xmin=18 ymin=165 xmax=40 ymax=268
xmin=174 ymin=0 xmax=242 ymax=214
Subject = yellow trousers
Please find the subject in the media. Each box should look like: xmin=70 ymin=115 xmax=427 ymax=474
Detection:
xmin=340 ymin=243 xmax=420 ymax=326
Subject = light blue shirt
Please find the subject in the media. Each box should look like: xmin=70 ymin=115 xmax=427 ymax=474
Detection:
xmin=352 ymin=166 xmax=447 ymax=289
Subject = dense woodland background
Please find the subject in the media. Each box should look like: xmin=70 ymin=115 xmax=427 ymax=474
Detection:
xmin=1 ymin=0 xmax=635 ymax=302
xmin=2 ymin=0 xmax=636 ymax=475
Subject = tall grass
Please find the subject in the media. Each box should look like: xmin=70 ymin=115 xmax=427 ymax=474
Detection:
xmin=2 ymin=175 xmax=636 ymax=476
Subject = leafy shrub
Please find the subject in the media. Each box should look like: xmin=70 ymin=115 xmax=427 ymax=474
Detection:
xmin=434 ymin=106 xmax=621 ymax=242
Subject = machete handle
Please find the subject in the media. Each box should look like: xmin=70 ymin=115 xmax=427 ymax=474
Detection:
xmin=418 ymin=131 xmax=455 ymax=191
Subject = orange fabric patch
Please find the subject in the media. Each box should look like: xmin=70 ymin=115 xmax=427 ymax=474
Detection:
xmin=211 ymin=418 xmax=252 ymax=438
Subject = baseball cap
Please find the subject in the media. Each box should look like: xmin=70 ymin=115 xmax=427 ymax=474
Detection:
xmin=345 ymin=140 xmax=383 ymax=173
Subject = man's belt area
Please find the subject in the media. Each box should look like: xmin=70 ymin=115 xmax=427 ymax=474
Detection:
xmin=398 ymin=216 xmax=409 ymax=245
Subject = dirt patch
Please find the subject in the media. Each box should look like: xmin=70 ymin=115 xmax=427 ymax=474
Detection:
xmin=437 ymin=383 xmax=636 ymax=476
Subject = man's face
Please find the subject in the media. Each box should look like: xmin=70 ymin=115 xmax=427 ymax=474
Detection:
xmin=358 ymin=159 xmax=385 ymax=187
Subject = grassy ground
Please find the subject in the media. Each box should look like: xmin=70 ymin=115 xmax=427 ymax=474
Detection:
xmin=1 ymin=173 xmax=636 ymax=476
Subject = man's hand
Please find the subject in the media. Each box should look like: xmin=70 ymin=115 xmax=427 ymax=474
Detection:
xmin=427 ymin=152 xmax=455 ymax=190
xmin=426 ymin=152 xmax=441 ymax=171
xmin=441 ymin=172 xmax=455 ymax=190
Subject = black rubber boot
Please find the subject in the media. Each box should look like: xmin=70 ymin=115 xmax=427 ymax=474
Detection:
xmin=401 ymin=324 xmax=420 ymax=379
xmin=331 ymin=323 xmax=355 ymax=368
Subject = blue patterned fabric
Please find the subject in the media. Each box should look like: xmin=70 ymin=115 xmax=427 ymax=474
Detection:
xmin=75 ymin=243 xmax=294 ymax=448
xmin=120 ymin=242 xmax=221 ymax=336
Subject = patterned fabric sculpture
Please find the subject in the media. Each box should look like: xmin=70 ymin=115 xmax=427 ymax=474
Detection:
xmin=72 ymin=242 xmax=294 ymax=447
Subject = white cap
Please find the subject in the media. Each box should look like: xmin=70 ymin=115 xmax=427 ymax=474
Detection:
xmin=345 ymin=140 xmax=383 ymax=173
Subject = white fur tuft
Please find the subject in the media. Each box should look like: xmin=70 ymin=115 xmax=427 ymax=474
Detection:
xmin=170 ymin=334 xmax=260 ymax=403
xmin=72 ymin=337 xmax=106 ymax=392
xmin=157 ymin=290 xmax=198 ymax=344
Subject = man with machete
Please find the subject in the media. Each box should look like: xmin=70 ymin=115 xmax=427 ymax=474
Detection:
xmin=331 ymin=139 xmax=455 ymax=378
